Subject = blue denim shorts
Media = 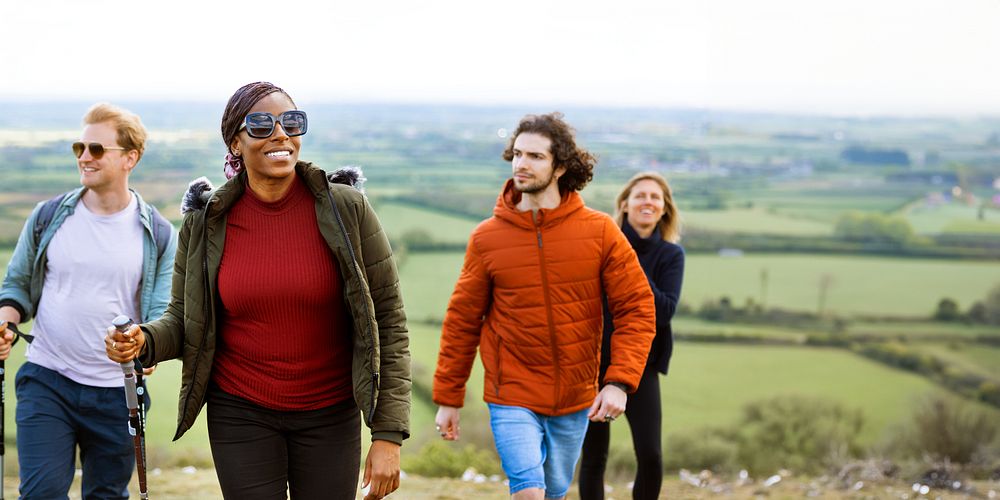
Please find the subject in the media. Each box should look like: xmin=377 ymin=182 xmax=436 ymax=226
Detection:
xmin=488 ymin=403 xmax=590 ymax=498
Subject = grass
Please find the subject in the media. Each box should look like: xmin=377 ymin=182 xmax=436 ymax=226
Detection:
xmin=20 ymin=468 xmax=981 ymax=500
xmin=397 ymin=252 xmax=464 ymax=323
xmin=847 ymin=320 xmax=1000 ymax=339
xmin=682 ymin=208 xmax=833 ymax=235
xmin=658 ymin=343 xmax=998 ymax=444
xmin=902 ymin=201 xmax=1000 ymax=235
xmin=405 ymin=323 xmax=964 ymax=448
xmin=371 ymin=200 xmax=478 ymax=245
xmin=907 ymin=342 xmax=1000 ymax=379
xmin=684 ymin=253 xmax=1000 ymax=317
xmin=672 ymin=317 xmax=811 ymax=342
xmin=397 ymin=250 xmax=1000 ymax=319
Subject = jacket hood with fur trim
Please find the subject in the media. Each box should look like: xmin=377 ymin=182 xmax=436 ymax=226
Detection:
xmin=181 ymin=165 xmax=366 ymax=215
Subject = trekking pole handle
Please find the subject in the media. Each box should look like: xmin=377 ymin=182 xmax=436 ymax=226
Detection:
xmin=112 ymin=315 xmax=140 ymax=412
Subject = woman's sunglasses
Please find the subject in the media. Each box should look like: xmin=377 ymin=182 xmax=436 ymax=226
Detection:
xmin=239 ymin=110 xmax=308 ymax=139
xmin=72 ymin=142 xmax=126 ymax=159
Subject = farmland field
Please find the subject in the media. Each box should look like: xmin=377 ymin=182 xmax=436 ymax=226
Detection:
xmin=405 ymin=327 xmax=978 ymax=446
xmin=683 ymin=253 xmax=1000 ymax=317
xmin=396 ymin=250 xmax=1000 ymax=319
xmin=682 ymin=208 xmax=833 ymax=235
xmin=371 ymin=200 xmax=478 ymax=245
xmin=903 ymin=202 xmax=1000 ymax=235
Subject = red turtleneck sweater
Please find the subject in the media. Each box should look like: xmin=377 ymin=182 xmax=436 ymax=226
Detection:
xmin=212 ymin=176 xmax=353 ymax=410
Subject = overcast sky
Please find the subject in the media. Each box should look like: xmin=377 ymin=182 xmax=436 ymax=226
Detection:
xmin=1 ymin=0 xmax=998 ymax=116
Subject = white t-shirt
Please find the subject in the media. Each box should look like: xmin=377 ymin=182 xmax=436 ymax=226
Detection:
xmin=27 ymin=194 xmax=144 ymax=387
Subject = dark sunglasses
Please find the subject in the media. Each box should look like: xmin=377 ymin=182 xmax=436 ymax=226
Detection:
xmin=72 ymin=142 xmax=126 ymax=159
xmin=238 ymin=110 xmax=308 ymax=139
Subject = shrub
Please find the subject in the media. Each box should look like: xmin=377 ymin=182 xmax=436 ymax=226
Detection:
xmin=664 ymin=427 xmax=739 ymax=472
xmin=734 ymin=395 xmax=865 ymax=475
xmin=883 ymin=396 xmax=999 ymax=464
xmin=401 ymin=440 xmax=501 ymax=478
xmin=934 ymin=298 xmax=962 ymax=322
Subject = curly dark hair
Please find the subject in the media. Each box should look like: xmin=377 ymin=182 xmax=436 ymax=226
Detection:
xmin=220 ymin=82 xmax=295 ymax=154
xmin=501 ymin=112 xmax=596 ymax=193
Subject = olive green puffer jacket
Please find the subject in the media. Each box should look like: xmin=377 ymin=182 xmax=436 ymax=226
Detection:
xmin=140 ymin=161 xmax=410 ymax=444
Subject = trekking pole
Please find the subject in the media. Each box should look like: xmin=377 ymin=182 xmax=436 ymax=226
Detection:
xmin=2 ymin=323 xmax=34 ymax=500
xmin=112 ymin=315 xmax=148 ymax=500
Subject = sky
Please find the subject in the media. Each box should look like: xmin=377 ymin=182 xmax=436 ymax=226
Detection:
xmin=1 ymin=0 xmax=998 ymax=117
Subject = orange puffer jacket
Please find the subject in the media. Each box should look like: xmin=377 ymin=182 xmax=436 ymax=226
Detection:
xmin=433 ymin=180 xmax=655 ymax=416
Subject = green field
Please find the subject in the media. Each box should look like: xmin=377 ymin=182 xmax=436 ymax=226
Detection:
xmin=908 ymin=342 xmax=1000 ymax=379
xmin=902 ymin=202 xmax=1000 ymax=235
xmin=396 ymin=251 xmax=1000 ymax=319
xmin=371 ymin=200 xmax=478 ymax=245
xmin=682 ymin=208 xmax=833 ymax=235
xmin=848 ymin=320 xmax=1000 ymax=338
xmin=405 ymin=326 xmax=972 ymax=446
xmin=684 ymin=253 xmax=1000 ymax=317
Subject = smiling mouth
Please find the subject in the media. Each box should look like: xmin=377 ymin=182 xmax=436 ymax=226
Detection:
xmin=81 ymin=167 xmax=98 ymax=172
xmin=265 ymin=151 xmax=292 ymax=159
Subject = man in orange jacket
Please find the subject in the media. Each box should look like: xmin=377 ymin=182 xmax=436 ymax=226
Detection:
xmin=433 ymin=112 xmax=656 ymax=500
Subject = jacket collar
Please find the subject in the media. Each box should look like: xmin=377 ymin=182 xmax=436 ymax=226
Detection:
xmin=622 ymin=217 xmax=661 ymax=254
xmin=493 ymin=178 xmax=585 ymax=230
xmin=182 ymin=162 xmax=366 ymax=217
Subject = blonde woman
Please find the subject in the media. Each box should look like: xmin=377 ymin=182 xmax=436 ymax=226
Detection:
xmin=579 ymin=171 xmax=684 ymax=500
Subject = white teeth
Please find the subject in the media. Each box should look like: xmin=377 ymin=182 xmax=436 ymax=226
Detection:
xmin=266 ymin=151 xmax=290 ymax=158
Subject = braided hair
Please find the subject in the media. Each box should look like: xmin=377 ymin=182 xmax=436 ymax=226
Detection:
xmin=220 ymin=82 xmax=296 ymax=179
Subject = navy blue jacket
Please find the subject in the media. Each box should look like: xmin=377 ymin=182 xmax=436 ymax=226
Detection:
xmin=600 ymin=218 xmax=684 ymax=377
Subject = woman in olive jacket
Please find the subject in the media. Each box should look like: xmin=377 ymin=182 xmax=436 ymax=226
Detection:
xmin=107 ymin=82 xmax=409 ymax=500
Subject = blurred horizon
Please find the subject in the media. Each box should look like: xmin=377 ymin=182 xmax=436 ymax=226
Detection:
xmin=3 ymin=0 xmax=999 ymax=117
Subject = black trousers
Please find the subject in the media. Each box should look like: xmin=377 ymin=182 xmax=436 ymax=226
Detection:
xmin=579 ymin=366 xmax=663 ymax=500
xmin=206 ymin=385 xmax=361 ymax=500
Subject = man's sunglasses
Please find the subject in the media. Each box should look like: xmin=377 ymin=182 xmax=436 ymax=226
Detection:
xmin=238 ymin=110 xmax=308 ymax=139
xmin=72 ymin=142 xmax=126 ymax=159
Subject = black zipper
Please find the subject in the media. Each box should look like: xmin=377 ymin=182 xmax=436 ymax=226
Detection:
xmin=178 ymin=214 xmax=212 ymax=437
xmin=325 ymin=185 xmax=379 ymax=425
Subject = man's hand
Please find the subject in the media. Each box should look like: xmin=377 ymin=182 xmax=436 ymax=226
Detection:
xmin=0 ymin=321 xmax=14 ymax=361
xmin=105 ymin=324 xmax=144 ymax=364
xmin=362 ymin=439 xmax=401 ymax=500
xmin=587 ymin=384 xmax=627 ymax=423
xmin=435 ymin=405 xmax=461 ymax=441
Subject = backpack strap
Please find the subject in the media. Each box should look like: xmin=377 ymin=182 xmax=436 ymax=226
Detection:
xmin=33 ymin=192 xmax=69 ymax=246
xmin=34 ymin=192 xmax=173 ymax=260
xmin=148 ymin=205 xmax=172 ymax=260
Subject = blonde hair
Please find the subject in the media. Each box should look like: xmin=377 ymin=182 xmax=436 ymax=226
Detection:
xmin=613 ymin=171 xmax=681 ymax=243
xmin=82 ymin=103 xmax=148 ymax=162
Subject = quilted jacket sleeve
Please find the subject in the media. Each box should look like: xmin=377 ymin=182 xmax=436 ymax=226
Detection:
xmin=433 ymin=230 xmax=491 ymax=408
xmin=140 ymin=212 xmax=192 ymax=366
xmin=600 ymin=218 xmax=656 ymax=392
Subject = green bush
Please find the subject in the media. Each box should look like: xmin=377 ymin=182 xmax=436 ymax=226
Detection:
xmin=883 ymin=396 xmax=999 ymax=464
xmin=734 ymin=395 xmax=865 ymax=475
xmin=664 ymin=427 xmax=739 ymax=472
xmin=401 ymin=440 xmax=501 ymax=478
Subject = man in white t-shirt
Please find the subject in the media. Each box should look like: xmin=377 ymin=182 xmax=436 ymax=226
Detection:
xmin=0 ymin=103 xmax=176 ymax=499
